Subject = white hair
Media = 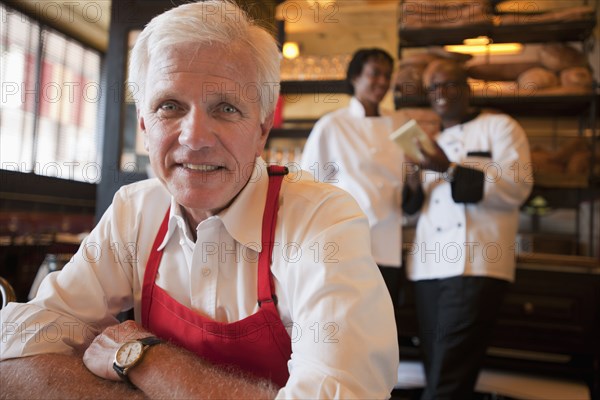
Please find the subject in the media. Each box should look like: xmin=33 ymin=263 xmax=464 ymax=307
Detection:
xmin=128 ymin=0 xmax=281 ymax=122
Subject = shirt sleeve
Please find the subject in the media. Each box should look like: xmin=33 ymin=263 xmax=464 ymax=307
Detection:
xmin=475 ymin=115 xmax=534 ymax=210
xmin=0 ymin=191 xmax=136 ymax=360
xmin=300 ymin=117 xmax=339 ymax=185
xmin=275 ymin=187 xmax=399 ymax=399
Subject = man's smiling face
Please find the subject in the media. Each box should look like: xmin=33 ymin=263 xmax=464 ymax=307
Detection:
xmin=139 ymin=42 xmax=272 ymax=225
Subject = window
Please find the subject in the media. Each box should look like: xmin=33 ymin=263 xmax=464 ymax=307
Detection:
xmin=0 ymin=3 xmax=102 ymax=183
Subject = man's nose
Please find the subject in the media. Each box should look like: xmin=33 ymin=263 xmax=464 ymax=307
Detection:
xmin=178 ymin=109 xmax=217 ymax=150
xmin=376 ymin=73 xmax=391 ymax=86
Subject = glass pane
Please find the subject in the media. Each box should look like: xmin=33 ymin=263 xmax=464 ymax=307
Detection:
xmin=0 ymin=6 xmax=39 ymax=171
xmin=0 ymin=3 xmax=102 ymax=183
xmin=120 ymin=30 xmax=150 ymax=176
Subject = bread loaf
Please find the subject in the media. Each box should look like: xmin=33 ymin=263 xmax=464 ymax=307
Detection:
xmin=517 ymin=67 xmax=559 ymax=91
xmin=531 ymin=150 xmax=564 ymax=173
xmin=548 ymin=137 xmax=589 ymax=165
xmin=566 ymin=151 xmax=591 ymax=174
xmin=468 ymin=62 xmax=541 ymax=81
xmin=400 ymin=0 xmax=493 ymax=29
xmin=539 ymin=43 xmax=587 ymax=72
xmin=560 ymin=67 xmax=593 ymax=89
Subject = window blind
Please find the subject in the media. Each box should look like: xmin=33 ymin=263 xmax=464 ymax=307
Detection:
xmin=0 ymin=3 xmax=102 ymax=183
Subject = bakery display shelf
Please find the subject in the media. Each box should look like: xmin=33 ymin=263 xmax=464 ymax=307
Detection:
xmin=533 ymin=173 xmax=590 ymax=189
xmin=269 ymin=127 xmax=312 ymax=139
xmin=517 ymin=252 xmax=600 ymax=272
xmin=398 ymin=19 xmax=596 ymax=47
xmin=280 ymin=80 xmax=347 ymax=95
xmin=394 ymin=94 xmax=598 ymax=117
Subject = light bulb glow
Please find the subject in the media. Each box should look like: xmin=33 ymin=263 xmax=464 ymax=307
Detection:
xmin=282 ymin=42 xmax=300 ymax=59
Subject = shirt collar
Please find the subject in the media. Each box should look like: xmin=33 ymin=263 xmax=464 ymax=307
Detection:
xmin=157 ymin=158 xmax=268 ymax=252
xmin=349 ymin=97 xmax=368 ymax=117
xmin=156 ymin=198 xmax=192 ymax=251
xmin=349 ymin=96 xmax=391 ymax=118
xmin=219 ymin=158 xmax=268 ymax=252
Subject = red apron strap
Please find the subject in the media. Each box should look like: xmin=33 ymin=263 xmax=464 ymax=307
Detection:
xmin=142 ymin=209 xmax=170 ymax=326
xmin=258 ymin=165 xmax=288 ymax=306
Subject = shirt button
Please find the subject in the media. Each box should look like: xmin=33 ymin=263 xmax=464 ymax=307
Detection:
xmin=202 ymin=268 xmax=211 ymax=277
xmin=457 ymin=223 xmax=462 ymax=228
xmin=436 ymin=227 xmax=442 ymax=232
xmin=434 ymin=199 xmax=440 ymax=204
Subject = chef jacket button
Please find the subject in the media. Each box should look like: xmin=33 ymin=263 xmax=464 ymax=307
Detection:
xmin=436 ymin=227 xmax=441 ymax=232
xmin=434 ymin=199 xmax=440 ymax=204
xmin=202 ymin=268 xmax=211 ymax=277
xmin=457 ymin=223 xmax=462 ymax=227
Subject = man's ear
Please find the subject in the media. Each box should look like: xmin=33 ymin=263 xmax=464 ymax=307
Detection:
xmin=256 ymin=111 xmax=275 ymax=157
xmin=350 ymin=74 xmax=357 ymax=88
xmin=138 ymin=109 xmax=149 ymax=152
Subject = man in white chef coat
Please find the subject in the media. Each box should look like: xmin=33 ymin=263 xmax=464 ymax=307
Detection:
xmin=402 ymin=59 xmax=533 ymax=400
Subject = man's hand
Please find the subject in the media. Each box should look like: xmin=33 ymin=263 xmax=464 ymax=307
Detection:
xmin=411 ymin=139 xmax=450 ymax=173
xmin=83 ymin=320 xmax=152 ymax=381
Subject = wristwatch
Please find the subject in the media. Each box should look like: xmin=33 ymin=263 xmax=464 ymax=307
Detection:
xmin=113 ymin=336 xmax=162 ymax=385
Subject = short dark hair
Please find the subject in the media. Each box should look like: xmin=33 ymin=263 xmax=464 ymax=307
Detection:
xmin=423 ymin=59 xmax=469 ymax=90
xmin=346 ymin=48 xmax=394 ymax=95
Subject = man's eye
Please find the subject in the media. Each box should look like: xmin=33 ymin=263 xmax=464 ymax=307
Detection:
xmin=222 ymin=104 xmax=238 ymax=113
xmin=159 ymin=102 xmax=178 ymax=111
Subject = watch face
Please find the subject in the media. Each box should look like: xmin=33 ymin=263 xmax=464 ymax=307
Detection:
xmin=115 ymin=341 xmax=144 ymax=368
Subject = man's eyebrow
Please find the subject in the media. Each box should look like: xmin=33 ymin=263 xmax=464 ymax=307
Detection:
xmin=148 ymin=89 xmax=178 ymax=101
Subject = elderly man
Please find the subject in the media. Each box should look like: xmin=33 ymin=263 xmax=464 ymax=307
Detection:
xmin=0 ymin=1 xmax=398 ymax=398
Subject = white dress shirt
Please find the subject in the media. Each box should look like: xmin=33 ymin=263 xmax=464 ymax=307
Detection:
xmin=300 ymin=97 xmax=410 ymax=267
xmin=0 ymin=158 xmax=399 ymax=399
xmin=407 ymin=113 xmax=533 ymax=282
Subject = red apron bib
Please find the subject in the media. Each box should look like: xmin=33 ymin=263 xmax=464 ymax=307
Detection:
xmin=141 ymin=166 xmax=292 ymax=387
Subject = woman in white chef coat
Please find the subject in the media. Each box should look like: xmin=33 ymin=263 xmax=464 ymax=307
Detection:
xmin=402 ymin=59 xmax=533 ymax=400
xmin=301 ymin=48 xmax=409 ymax=310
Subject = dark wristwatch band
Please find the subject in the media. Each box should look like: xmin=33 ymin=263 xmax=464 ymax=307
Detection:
xmin=113 ymin=336 xmax=163 ymax=386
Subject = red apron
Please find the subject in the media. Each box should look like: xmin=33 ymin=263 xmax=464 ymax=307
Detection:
xmin=141 ymin=166 xmax=292 ymax=387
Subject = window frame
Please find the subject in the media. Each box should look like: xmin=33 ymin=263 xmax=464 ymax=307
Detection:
xmin=0 ymin=1 xmax=103 ymax=215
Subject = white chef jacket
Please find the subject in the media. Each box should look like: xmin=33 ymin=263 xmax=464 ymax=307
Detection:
xmin=300 ymin=97 xmax=410 ymax=267
xmin=407 ymin=113 xmax=533 ymax=282
xmin=0 ymin=158 xmax=399 ymax=400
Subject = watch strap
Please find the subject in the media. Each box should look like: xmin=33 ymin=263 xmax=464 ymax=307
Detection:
xmin=113 ymin=336 xmax=162 ymax=386
xmin=113 ymin=362 xmax=131 ymax=385
xmin=138 ymin=336 xmax=163 ymax=347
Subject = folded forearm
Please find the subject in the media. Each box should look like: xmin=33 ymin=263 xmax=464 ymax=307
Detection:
xmin=130 ymin=342 xmax=278 ymax=399
xmin=0 ymin=354 xmax=145 ymax=400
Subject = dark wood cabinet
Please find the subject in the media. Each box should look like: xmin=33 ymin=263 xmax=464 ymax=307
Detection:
xmin=396 ymin=256 xmax=600 ymax=399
